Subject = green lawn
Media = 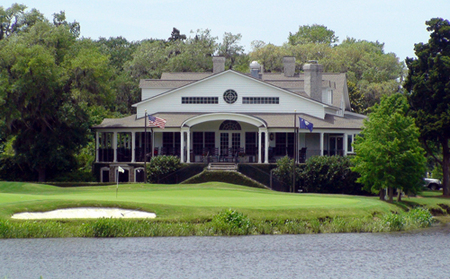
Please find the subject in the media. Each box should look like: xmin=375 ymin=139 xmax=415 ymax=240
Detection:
xmin=0 ymin=181 xmax=404 ymax=220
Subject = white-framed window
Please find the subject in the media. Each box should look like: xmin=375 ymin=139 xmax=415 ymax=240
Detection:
xmin=347 ymin=133 xmax=360 ymax=153
xmin=181 ymin=97 xmax=218 ymax=104
xmin=242 ymin=97 xmax=279 ymax=104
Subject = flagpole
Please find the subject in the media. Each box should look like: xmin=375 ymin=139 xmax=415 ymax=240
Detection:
xmin=144 ymin=110 xmax=147 ymax=184
xmin=116 ymin=168 xmax=118 ymax=198
xmin=292 ymin=110 xmax=297 ymax=193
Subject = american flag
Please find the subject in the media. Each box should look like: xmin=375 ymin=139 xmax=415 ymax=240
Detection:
xmin=148 ymin=115 xmax=166 ymax=129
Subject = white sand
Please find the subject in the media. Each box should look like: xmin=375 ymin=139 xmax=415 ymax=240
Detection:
xmin=11 ymin=208 xmax=156 ymax=220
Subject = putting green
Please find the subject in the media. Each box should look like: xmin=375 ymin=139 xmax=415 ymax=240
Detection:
xmin=0 ymin=182 xmax=381 ymax=210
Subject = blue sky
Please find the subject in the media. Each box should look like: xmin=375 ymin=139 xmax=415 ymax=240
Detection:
xmin=7 ymin=0 xmax=450 ymax=62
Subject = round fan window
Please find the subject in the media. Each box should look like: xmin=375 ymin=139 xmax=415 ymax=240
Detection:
xmin=223 ymin=89 xmax=238 ymax=104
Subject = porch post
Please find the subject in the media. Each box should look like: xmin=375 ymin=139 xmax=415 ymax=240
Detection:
xmin=113 ymin=131 xmax=118 ymax=162
xmin=258 ymin=129 xmax=262 ymax=164
xmin=343 ymin=132 xmax=348 ymax=156
xmin=186 ymin=127 xmax=191 ymax=163
xmin=180 ymin=128 xmax=185 ymax=163
xmin=131 ymin=131 xmax=136 ymax=162
xmin=95 ymin=132 xmax=99 ymax=163
xmin=264 ymin=129 xmax=269 ymax=164
xmin=320 ymin=132 xmax=324 ymax=156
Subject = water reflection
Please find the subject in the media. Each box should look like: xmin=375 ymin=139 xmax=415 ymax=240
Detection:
xmin=1 ymin=224 xmax=449 ymax=279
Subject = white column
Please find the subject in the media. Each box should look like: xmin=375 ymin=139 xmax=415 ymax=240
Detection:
xmin=95 ymin=132 xmax=99 ymax=163
xmin=343 ymin=133 xmax=348 ymax=156
xmin=320 ymin=132 xmax=324 ymax=156
xmin=258 ymin=129 xmax=262 ymax=163
xmin=180 ymin=129 xmax=185 ymax=163
xmin=131 ymin=132 xmax=136 ymax=162
xmin=264 ymin=129 xmax=269 ymax=164
xmin=186 ymin=128 xmax=191 ymax=163
xmin=113 ymin=131 xmax=118 ymax=162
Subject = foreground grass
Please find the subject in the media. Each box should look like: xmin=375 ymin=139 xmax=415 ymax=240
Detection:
xmin=0 ymin=181 xmax=448 ymax=238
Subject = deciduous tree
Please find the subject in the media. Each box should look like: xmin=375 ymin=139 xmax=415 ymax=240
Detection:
xmin=288 ymin=24 xmax=338 ymax=46
xmin=351 ymin=94 xmax=426 ymax=202
xmin=0 ymin=21 xmax=112 ymax=182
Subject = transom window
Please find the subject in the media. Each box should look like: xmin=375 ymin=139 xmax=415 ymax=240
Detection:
xmin=223 ymin=89 xmax=238 ymax=104
xmin=243 ymin=97 xmax=279 ymax=104
xmin=182 ymin=97 xmax=218 ymax=104
xmin=219 ymin=120 xmax=241 ymax=130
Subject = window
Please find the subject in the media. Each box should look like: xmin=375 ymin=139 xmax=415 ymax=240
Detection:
xmin=219 ymin=120 xmax=241 ymax=130
xmin=223 ymin=89 xmax=238 ymax=104
xmin=181 ymin=97 xmax=218 ymax=104
xmin=242 ymin=97 xmax=279 ymax=104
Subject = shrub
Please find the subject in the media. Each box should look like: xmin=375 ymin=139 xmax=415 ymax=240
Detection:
xmin=381 ymin=208 xmax=433 ymax=231
xmin=299 ymin=156 xmax=367 ymax=195
xmin=146 ymin=155 xmax=182 ymax=183
xmin=211 ymin=209 xmax=253 ymax=235
xmin=272 ymin=156 xmax=302 ymax=191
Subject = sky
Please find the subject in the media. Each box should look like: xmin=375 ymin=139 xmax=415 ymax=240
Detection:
xmin=7 ymin=0 xmax=450 ymax=62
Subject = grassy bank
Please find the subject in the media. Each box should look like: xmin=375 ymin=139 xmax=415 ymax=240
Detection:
xmin=0 ymin=181 xmax=448 ymax=238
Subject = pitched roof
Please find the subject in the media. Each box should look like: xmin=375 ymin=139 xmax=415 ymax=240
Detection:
xmin=93 ymin=112 xmax=364 ymax=130
xmin=140 ymin=70 xmax=347 ymax=110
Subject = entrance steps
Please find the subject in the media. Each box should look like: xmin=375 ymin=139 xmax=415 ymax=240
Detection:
xmin=207 ymin=162 xmax=237 ymax=171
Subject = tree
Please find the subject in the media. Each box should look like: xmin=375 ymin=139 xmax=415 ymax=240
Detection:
xmin=404 ymin=18 xmax=450 ymax=197
xmin=351 ymin=94 xmax=427 ymax=202
xmin=0 ymin=3 xmax=45 ymax=40
xmin=249 ymin=42 xmax=288 ymax=72
xmin=52 ymin=11 xmax=80 ymax=37
xmin=217 ymin=32 xmax=245 ymax=69
xmin=288 ymin=24 xmax=338 ymax=46
xmin=0 ymin=21 xmax=112 ymax=182
xmin=127 ymin=29 xmax=217 ymax=79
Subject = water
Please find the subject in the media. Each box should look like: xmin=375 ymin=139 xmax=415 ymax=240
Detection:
xmin=1 ymin=224 xmax=449 ymax=279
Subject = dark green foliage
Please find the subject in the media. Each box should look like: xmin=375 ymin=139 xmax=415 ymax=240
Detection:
xmin=0 ymin=157 xmax=37 ymax=181
xmin=146 ymin=155 xmax=182 ymax=183
xmin=211 ymin=209 xmax=253 ymax=235
xmin=272 ymin=156 xmax=301 ymax=191
xmin=237 ymin=164 xmax=277 ymax=188
xmin=299 ymin=156 xmax=365 ymax=195
xmin=404 ymin=18 xmax=450 ymax=196
xmin=182 ymin=170 xmax=266 ymax=189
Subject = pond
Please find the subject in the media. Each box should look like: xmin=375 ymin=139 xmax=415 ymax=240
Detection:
xmin=1 ymin=224 xmax=449 ymax=279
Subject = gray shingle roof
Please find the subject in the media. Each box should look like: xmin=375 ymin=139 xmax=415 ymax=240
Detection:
xmin=93 ymin=112 xmax=364 ymax=130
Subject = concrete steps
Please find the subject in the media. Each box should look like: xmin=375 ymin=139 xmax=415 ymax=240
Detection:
xmin=207 ymin=162 xmax=237 ymax=171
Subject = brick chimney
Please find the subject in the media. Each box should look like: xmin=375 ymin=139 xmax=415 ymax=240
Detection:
xmin=213 ymin=56 xmax=225 ymax=73
xmin=283 ymin=56 xmax=295 ymax=77
xmin=303 ymin=62 xmax=323 ymax=102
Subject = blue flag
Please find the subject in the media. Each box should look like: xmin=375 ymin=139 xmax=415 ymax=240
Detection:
xmin=299 ymin=117 xmax=313 ymax=132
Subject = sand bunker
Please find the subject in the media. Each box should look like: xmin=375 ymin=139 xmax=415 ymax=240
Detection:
xmin=11 ymin=208 xmax=156 ymax=220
